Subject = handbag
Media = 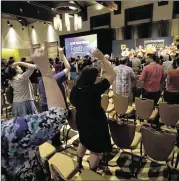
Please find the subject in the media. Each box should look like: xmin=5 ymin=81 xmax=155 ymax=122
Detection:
xmin=6 ymin=86 xmax=13 ymax=104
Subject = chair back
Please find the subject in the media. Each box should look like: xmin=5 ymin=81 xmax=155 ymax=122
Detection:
xmin=35 ymin=147 xmax=51 ymax=181
xmin=136 ymin=80 xmax=144 ymax=88
xmin=113 ymin=94 xmax=128 ymax=115
xmin=67 ymin=106 xmax=78 ymax=131
xmin=141 ymin=126 xmax=176 ymax=161
xmin=67 ymin=80 xmax=75 ymax=90
xmin=1 ymin=93 xmax=5 ymax=107
xmin=101 ymin=94 xmax=109 ymax=111
xmin=135 ymin=97 xmax=154 ymax=120
xmin=51 ymin=164 xmax=65 ymax=181
xmin=159 ymin=102 xmax=179 ymax=126
xmin=109 ymin=121 xmax=135 ymax=149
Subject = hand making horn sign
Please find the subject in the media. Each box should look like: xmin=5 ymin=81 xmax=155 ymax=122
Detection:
xmin=1 ymin=40 xmax=67 ymax=181
xmin=29 ymin=40 xmax=52 ymax=76
xmin=29 ymin=40 xmax=66 ymax=108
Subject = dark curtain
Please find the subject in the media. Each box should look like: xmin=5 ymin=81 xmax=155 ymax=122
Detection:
xmin=137 ymin=22 xmax=152 ymax=38
xmin=124 ymin=20 xmax=170 ymax=39
xmin=152 ymin=20 xmax=169 ymax=37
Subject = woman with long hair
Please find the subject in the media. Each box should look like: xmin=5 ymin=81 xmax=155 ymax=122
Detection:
xmin=70 ymin=48 xmax=116 ymax=171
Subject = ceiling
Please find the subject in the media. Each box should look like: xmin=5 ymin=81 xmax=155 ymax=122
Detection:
xmin=35 ymin=1 xmax=97 ymax=8
xmin=1 ymin=1 xmax=97 ymax=25
xmin=1 ymin=1 xmax=118 ymax=25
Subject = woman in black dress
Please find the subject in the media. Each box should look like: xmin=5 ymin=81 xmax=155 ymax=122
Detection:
xmin=70 ymin=49 xmax=116 ymax=171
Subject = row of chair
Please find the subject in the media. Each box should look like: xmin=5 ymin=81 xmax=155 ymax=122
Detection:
xmin=38 ymin=115 xmax=178 ymax=180
xmin=64 ymin=83 xmax=179 ymax=179
xmin=38 ymin=142 xmax=105 ymax=181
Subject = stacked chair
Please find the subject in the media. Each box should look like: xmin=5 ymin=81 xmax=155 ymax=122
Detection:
xmin=37 ymin=142 xmax=105 ymax=181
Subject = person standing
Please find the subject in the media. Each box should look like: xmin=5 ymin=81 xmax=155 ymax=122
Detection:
xmin=164 ymin=57 xmax=179 ymax=104
xmin=131 ymin=54 xmax=141 ymax=75
xmin=139 ymin=53 xmax=165 ymax=106
xmin=1 ymin=41 xmax=67 ymax=181
xmin=70 ymin=49 xmax=116 ymax=171
xmin=8 ymin=61 xmax=37 ymax=117
xmin=113 ymin=57 xmax=136 ymax=105
xmin=38 ymin=47 xmax=70 ymax=149
xmin=70 ymin=58 xmax=78 ymax=80
xmin=162 ymin=55 xmax=173 ymax=73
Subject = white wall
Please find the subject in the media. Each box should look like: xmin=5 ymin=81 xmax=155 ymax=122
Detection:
xmin=2 ymin=18 xmax=29 ymax=49
xmin=57 ymin=0 xmax=174 ymax=35
xmin=1 ymin=1 xmax=174 ymax=49
xmin=28 ymin=22 xmax=59 ymax=45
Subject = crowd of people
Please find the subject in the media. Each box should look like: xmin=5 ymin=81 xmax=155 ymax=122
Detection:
xmin=1 ymin=41 xmax=179 ymax=180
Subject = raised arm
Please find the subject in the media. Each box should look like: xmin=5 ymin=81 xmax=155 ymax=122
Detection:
xmin=92 ymin=49 xmax=116 ymax=84
xmin=58 ymin=47 xmax=71 ymax=75
xmin=13 ymin=62 xmax=37 ymax=69
xmin=30 ymin=41 xmax=66 ymax=109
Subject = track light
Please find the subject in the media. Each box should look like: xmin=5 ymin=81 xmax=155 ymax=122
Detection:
xmin=18 ymin=18 xmax=22 ymax=22
xmin=7 ymin=21 xmax=10 ymax=25
xmin=10 ymin=24 xmax=13 ymax=28
xmin=31 ymin=26 xmax=34 ymax=29
xmin=44 ymin=22 xmax=46 ymax=25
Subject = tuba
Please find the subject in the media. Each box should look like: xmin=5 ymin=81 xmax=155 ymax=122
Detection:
xmin=173 ymin=36 xmax=179 ymax=45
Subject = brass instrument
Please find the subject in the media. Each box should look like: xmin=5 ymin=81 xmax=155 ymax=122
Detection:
xmin=173 ymin=36 xmax=179 ymax=45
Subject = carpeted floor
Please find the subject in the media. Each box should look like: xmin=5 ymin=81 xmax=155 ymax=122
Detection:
xmin=2 ymin=95 xmax=179 ymax=181
xmin=60 ymin=127 xmax=179 ymax=181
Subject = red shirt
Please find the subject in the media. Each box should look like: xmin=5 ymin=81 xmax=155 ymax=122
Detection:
xmin=167 ymin=69 xmax=179 ymax=92
xmin=139 ymin=63 xmax=164 ymax=92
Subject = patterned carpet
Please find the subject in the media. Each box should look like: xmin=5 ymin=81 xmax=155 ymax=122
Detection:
xmin=61 ymin=127 xmax=179 ymax=181
xmin=2 ymin=98 xmax=179 ymax=180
